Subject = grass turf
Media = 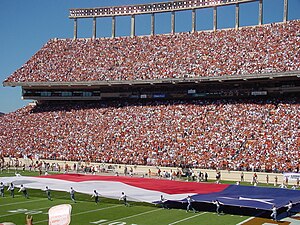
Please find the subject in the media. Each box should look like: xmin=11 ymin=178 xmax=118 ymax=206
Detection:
xmin=0 ymin=170 xmax=282 ymax=225
xmin=0 ymin=192 xmax=249 ymax=225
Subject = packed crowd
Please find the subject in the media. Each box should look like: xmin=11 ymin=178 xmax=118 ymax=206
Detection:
xmin=5 ymin=20 xmax=300 ymax=83
xmin=0 ymin=98 xmax=299 ymax=173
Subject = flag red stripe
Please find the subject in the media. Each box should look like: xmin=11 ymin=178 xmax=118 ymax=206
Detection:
xmin=38 ymin=174 xmax=229 ymax=194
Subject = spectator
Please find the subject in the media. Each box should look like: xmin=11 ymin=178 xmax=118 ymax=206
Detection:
xmin=4 ymin=21 xmax=300 ymax=83
xmin=0 ymin=98 xmax=299 ymax=173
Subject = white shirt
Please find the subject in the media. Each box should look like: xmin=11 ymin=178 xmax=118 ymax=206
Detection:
xmin=119 ymin=193 xmax=126 ymax=201
xmin=187 ymin=196 xmax=193 ymax=204
xmin=92 ymin=191 xmax=100 ymax=197
xmin=19 ymin=186 xmax=26 ymax=192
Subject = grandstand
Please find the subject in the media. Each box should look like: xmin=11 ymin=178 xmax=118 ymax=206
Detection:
xmin=0 ymin=0 xmax=300 ymax=222
xmin=3 ymin=20 xmax=300 ymax=101
xmin=0 ymin=98 xmax=299 ymax=173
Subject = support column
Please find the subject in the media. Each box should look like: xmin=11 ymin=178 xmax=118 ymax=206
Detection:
xmin=171 ymin=11 xmax=175 ymax=34
xmin=112 ymin=16 xmax=116 ymax=38
xmin=283 ymin=0 xmax=288 ymax=22
xmin=92 ymin=17 xmax=97 ymax=39
xmin=192 ymin=9 xmax=196 ymax=33
xmin=73 ymin=18 xmax=78 ymax=39
xmin=151 ymin=13 xmax=155 ymax=36
xmin=235 ymin=3 xmax=239 ymax=30
xmin=258 ymin=0 xmax=263 ymax=25
xmin=130 ymin=15 xmax=135 ymax=38
xmin=213 ymin=6 xmax=217 ymax=31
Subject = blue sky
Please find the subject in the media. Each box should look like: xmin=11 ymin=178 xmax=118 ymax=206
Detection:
xmin=0 ymin=0 xmax=299 ymax=113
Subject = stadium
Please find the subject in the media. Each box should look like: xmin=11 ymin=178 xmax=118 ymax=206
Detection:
xmin=0 ymin=0 xmax=300 ymax=224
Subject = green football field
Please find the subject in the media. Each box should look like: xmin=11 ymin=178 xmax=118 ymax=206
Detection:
xmin=0 ymin=191 xmax=250 ymax=225
xmin=2 ymin=170 xmax=297 ymax=225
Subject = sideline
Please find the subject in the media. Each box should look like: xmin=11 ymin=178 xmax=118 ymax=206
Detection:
xmin=3 ymin=156 xmax=288 ymax=185
xmin=34 ymin=205 xmax=122 ymax=224
xmin=168 ymin=212 xmax=207 ymax=225
xmin=101 ymin=208 xmax=162 ymax=225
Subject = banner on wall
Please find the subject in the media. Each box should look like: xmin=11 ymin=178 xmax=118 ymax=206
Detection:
xmin=283 ymin=173 xmax=300 ymax=181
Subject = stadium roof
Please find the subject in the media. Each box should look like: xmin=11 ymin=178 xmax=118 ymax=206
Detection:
xmin=69 ymin=0 xmax=258 ymax=18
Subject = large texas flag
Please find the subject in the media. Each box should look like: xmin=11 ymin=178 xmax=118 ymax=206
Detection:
xmin=1 ymin=174 xmax=299 ymax=210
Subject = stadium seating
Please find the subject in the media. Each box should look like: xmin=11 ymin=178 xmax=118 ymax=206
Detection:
xmin=2 ymin=20 xmax=299 ymax=174
xmin=5 ymin=20 xmax=300 ymax=83
xmin=0 ymin=98 xmax=299 ymax=173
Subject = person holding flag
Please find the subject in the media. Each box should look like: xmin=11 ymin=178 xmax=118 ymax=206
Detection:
xmin=0 ymin=182 xmax=4 ymax=197
xmin=7 ymin=183 xmax=14 ymax=198
xmin=186 ymin=195 xmax=196 ymax=213
xmin=286 ymin=200 xmax=293 ymax=216
xmin=91 ymin=190 xmax=101 ymax=204
xmin=213 ymin=200 xmax=223 ymax=215
xmin=18 ymin=184 xmax=29 ymax=199
xmin=45 ymin=186 xmax=52 ymax=201
xmin=160 ymin=195 xmax=169 ymax=209
xmin=119 ymin=192 xmax=129 ymax=206
xmin=271 ymin=205 xmax=278 ymax=221
xmin=69 ymin=187 xmax=76 ymax=203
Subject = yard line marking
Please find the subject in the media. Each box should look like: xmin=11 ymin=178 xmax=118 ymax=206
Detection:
xmin=101 ymin=208 xmax=162 ymax=225
xmin=168 ymin=212 xmax=207 ymax=225
xmin=0 ymin=198 xmax=45 ymax=207
xmin=73 ymin=205 xmax=122 ymax=216
xmin=0 ymin=206 xmax=49 ymax=218
xmin=236 ymin=217 xmax=254 ymax=225
xmin=0 ymin=201 xmax=76 ymax=218
xmin=0 ymin=195 xmax=22 ymax=199
xmin=34 ymin=205 xmax=122 ymax=224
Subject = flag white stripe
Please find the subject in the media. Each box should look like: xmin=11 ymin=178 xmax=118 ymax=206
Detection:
xmin=1 ymin=176 xmax=194 ymax=203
